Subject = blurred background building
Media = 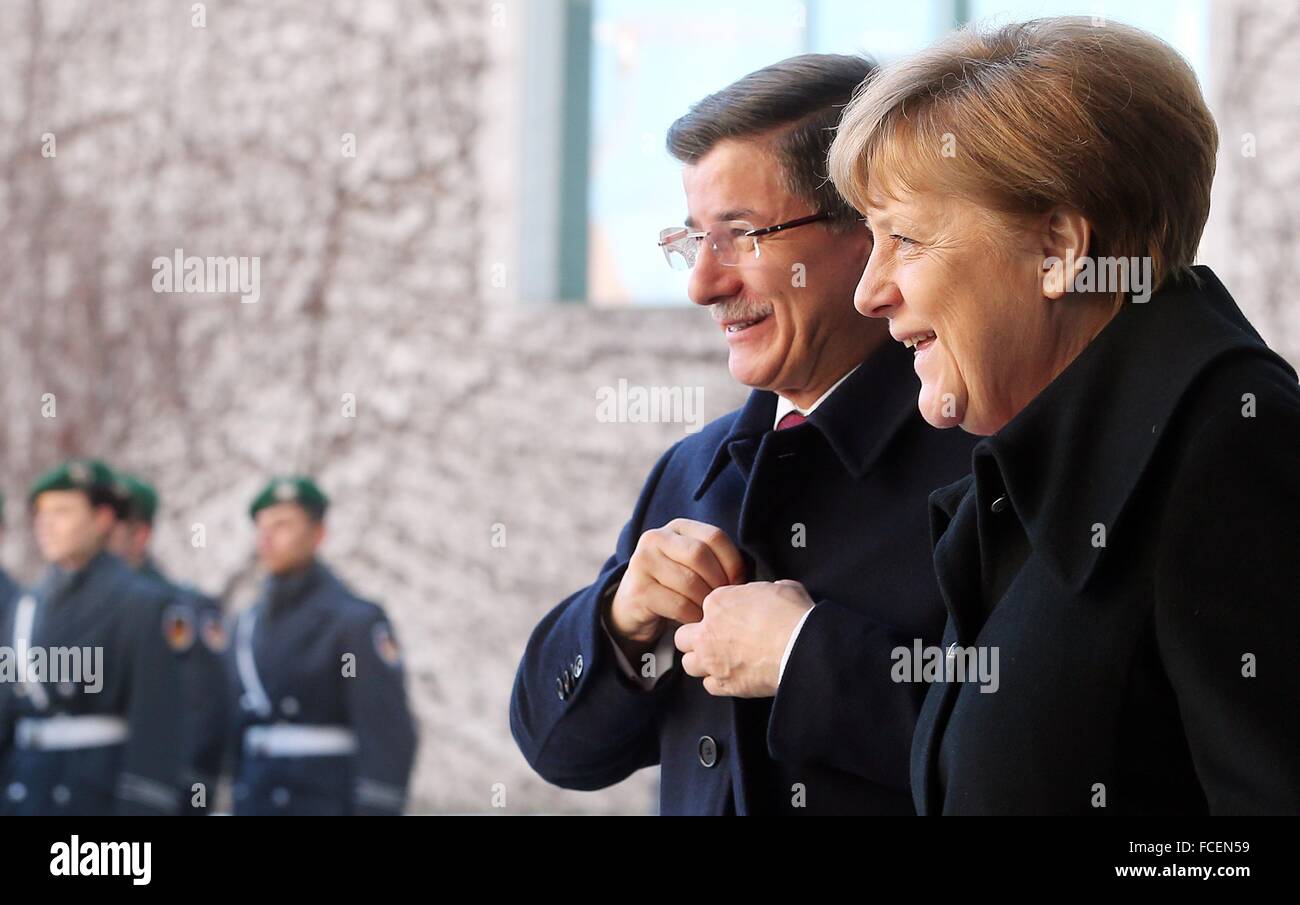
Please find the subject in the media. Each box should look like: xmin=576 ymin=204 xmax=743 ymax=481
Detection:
xmin=0 ymin=0 xmax=1295 ymax=813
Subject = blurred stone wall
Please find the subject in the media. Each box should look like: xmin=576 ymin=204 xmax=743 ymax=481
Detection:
xmin=0 ymin=0 xmax=746 ymax=814
xmin=0 ymin=0 xmax=1295 ymax=815
xmin=1206 ymin=0 xmax=1300 ymax=366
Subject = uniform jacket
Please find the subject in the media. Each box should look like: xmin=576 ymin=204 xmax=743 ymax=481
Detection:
xmin=913 ymin=266 xmax=1300 ymax=815
xmin=511 ymin=341 xmax=977 ymax=814
xmin=0 ymin=568 xmax=17 ymax=612
xmin=225 ymin=560 xmax=418 ymax=815
xmin=0 ymin=550 xmax=188 ymax=815
xmin=139 ymin=559 xmax=229 ymax=814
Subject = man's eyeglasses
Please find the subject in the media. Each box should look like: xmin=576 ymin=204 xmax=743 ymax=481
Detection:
xmin=657 ymin=212 xmax=833 ymax=271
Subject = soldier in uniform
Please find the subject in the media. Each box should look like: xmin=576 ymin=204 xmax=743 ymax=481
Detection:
xmin=226 ymin=476 xmax=417 ymax=815
xmin=108 ymin=472 xmax=228 ymax=814
xmin=0 ymin=493 xmax=19 ymax=611
xmin=0 ymin=459 xmax=188 ymax=815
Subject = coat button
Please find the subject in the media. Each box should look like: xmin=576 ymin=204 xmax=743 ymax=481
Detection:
xmin=990 ymin=495 xmax=1008 ymax=514
xmin=272 ymin=787 xmax=291 ymax=808
xmin=698 ymin=735 xmax=719 ymax=768
xmin=572 ymin=654 xmax=583 ymax=679
xmin=5 ymin=782 xmax=26 ymax=802
xmin=561 ymin=667 xmax=574 ymax=693
xmin=52 ymin=785 xmax=71 ymax=806
xmin=281 ymin=697 xmax=300 ymax=717
xmin=556 ymin=676 xmax=568 ymax=701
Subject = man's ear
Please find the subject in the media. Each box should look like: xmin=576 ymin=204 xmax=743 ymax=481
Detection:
xmin=94 ymin=506 xmax=118 ymax=537
xmin=1039 ymin=207 xmax=1091 ymax=300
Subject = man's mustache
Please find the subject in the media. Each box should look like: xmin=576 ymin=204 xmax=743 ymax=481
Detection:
xmin=710 ymin=299 xmax=774 ymax=323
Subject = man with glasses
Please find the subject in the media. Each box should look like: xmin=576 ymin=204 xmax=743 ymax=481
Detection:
xmin=511 ymin=54 xmax=976 ymax=814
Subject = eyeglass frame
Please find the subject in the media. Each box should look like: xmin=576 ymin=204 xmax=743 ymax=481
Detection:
xmin=657 ymin=212 xmax=834 ymax=270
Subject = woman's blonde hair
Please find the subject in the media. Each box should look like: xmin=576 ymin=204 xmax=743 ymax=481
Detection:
xmin=828 ymin=16 xmax=1218 ymax=299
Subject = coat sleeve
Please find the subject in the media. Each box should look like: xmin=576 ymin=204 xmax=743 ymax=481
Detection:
xmin=509 ymin=443 xmax=682 ymax=791
xmin=221 ymin=615 xmax=245 ymax=791
xmin=339 ymin=606 xmax=418 ymax=815
xmin=765 ymin=599 xmax=932 ymax=792
xmin=185 ymin=592 xmax=230 ymax=809
xmin=1154 ymin=357 xmax=1300 ymax=814
xmin=115 ymin=582 xmax=189 ymax=815
xmin=0 ymin=595 xmax=13 ymax=767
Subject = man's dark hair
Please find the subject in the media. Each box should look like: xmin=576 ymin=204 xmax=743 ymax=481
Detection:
xmin=665 ymin=53 xmax=877 ymax=232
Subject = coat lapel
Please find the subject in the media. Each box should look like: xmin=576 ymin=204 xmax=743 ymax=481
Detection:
xmin=912 ymin=476 xmax=980 ymax=813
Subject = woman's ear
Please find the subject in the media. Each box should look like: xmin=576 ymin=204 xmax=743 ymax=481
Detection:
xmin=1039 ymin=208 xmax=1092 ymax=300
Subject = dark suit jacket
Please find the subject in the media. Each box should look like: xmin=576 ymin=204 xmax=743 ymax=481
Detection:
xmin=0 ymin=568 xmax=17 ymax=612
xmin=913 ymin=266 xmax=1300 ymax=815
xmin=511 ymin=341 xmax=977 ymax=814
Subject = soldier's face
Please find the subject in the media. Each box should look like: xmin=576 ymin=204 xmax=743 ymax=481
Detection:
xmin=107 ymin=519 xmax=152 ymax=569
xmin=255 ymin=503 xmax=325 ymax=576
xmin=32 ymin=490 xmax=115 ymax=569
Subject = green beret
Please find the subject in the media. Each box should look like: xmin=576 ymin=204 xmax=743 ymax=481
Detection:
xmin=114 ymin=473 xmax=159 ymax=524
xmin=249 ymin=476 xmax=328 ymax=520
xmin=28 ymin=459 xmax=121 ymax=511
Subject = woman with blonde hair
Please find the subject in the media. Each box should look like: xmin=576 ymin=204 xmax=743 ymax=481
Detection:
xmin=829 ymin=17 xmax=1300 ymax=815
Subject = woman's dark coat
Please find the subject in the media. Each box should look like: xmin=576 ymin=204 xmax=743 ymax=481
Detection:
xmin=914 ymin=266 xmax=1300 ymax=815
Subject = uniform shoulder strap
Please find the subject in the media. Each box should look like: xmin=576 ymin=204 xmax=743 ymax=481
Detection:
xmin=235 ymin=608 xmax=273 ymax=718
xmin=12 ymin=594 xmax=50 ymax=711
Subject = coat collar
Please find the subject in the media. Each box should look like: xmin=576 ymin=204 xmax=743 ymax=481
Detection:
xmin=693 ymin=339 xmax=919 ymax=500
xmin=36 ymin=549 xmax=115 ymax=605
xmin=139 ymin=556 xmax=169 ymax=586
xmin=263 ymin=559 xmax=325 ymax=610
xmin=772 ymin=363 xmax=860 ymax=428
xmin=956 ymin=266 xmax=1294 ymax=593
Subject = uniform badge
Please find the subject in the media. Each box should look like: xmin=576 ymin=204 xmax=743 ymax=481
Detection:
xmin=67 ymin=461 xmax=91 ymax=485
xmin=372 ymin=623 xmax=402 ymax=667
xmin=162 ymin=605 xmax=196 ymax=653
xmin=199 ymin=611 xmax=229 ymax=653
xmin=273 ymin=481 xmax=297 ymax=503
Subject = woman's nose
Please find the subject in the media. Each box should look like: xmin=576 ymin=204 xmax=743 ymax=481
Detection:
xmin=687 ymin=242 xmax=744 ymax=307
xmin=854 ymin=254 xmax=902 ymax=318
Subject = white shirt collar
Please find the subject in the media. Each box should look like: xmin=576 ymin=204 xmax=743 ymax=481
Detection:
xmin=773 ymin=364 xmax=860 ymax=429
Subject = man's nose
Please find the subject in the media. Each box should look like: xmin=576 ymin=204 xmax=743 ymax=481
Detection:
xmin=687 ymin=241 xmax=744 ymax=308
xmin=853 ymin=252 xmax=902 ymax=318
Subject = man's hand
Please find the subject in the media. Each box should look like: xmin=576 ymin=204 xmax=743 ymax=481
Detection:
xmin=607 ymin=519 xmax=746 ymax=661
xmin=674 ymin=580 xmax=815 ymax=699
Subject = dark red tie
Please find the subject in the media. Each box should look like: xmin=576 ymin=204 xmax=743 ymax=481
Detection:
xmin=776 ymin=411 xmax=807 ymax=430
